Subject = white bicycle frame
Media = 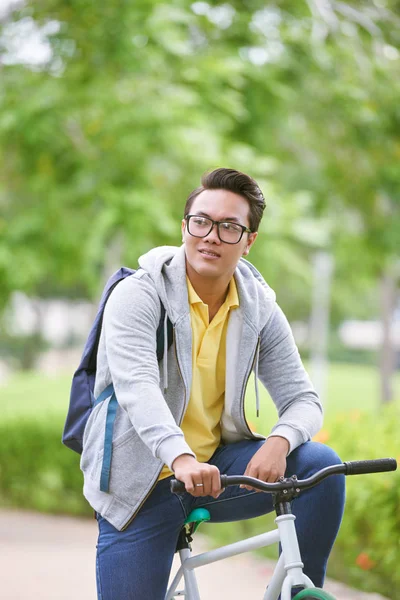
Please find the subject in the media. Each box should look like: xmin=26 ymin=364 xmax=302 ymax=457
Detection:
xmin=166 ymin=458 xmax=398 ymax=598
xmin=165 ymin=512 xmax=314 ymax=600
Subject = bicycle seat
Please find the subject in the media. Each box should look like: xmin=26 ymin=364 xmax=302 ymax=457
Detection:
xmin=175 ymin=508 xmax=211 ymax=553
xmin=184 ymin=508 xmax=210 ymax=533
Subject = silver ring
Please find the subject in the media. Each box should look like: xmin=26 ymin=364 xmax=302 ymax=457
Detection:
xmin=195 ymin=483 xmax=204 ymax=487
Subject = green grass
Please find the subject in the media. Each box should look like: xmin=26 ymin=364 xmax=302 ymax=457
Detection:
xmin=1 ymin=363 xmax=398 ymax=595
xmin=244 ymin=362 xmax=400 ymax=434
xmin=1 ymin=362 xmax=399 ymax=426
xmin=323 ymin=362 xmax=400 ymax=414
xmin=0 ymin=371 xmax=72 ymax=423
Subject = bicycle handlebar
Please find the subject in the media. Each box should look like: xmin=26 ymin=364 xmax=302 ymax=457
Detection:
xmin=343 ymin=458 xmax=396 ymax=475
xmin=170 ymin=458 xmax=397 ymax=495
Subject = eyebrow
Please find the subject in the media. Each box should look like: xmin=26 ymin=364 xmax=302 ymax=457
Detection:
xmin=195 ymin=211 xmax=242 ymax=223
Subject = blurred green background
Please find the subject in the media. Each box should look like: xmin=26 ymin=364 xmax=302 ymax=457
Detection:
xmin=0 ymin=0 xmax=399 ymax=597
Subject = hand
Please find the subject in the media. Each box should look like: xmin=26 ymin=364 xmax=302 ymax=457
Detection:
xmin=172 ymin=454 xmax=222 ymax=498
xmin=242 ymin=436 xmax=289 ymax=491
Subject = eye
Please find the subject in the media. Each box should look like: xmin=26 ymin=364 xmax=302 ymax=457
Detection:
xmin=221 ymin=222 xmax=241 ymax=232
xmin=192 ymin=217 xmax=209 ymax=226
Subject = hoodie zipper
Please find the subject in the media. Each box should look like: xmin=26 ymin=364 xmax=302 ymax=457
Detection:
xmin=121 ymin=330 xmax=258 ymax=531
xmin=239 ymin=336 xmax=261 ymax=438
xmin=121 ymin=326 xmax=186 ymax=531
xmin=173 ymin=326 xmax=189 ymax=426
xmin=120 ymin=466 xmax=163 ymax=531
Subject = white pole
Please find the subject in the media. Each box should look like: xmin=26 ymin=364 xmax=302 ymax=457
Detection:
xmin=309 ymin=251 xmax=334 ymax=405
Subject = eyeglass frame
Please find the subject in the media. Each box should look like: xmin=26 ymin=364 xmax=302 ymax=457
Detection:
xmin=185 ymin=214 xmax=253 ymax=245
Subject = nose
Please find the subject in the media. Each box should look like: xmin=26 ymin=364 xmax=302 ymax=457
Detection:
xmin=204 ymin=222 xmax=221 ymax=244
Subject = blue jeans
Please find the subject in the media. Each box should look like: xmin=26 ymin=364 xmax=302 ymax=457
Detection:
xmin=96 ymin=441 xmax=345 ymax=599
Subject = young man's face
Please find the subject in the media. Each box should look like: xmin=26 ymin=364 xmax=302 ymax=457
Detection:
xmin=181 ymin=189 xmax=258 ymax=283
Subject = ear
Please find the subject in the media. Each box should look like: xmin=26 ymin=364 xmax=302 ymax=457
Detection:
xmin=181 ymin=219 xmax=186 ymax=242
xmin=243 ymin=231 xmax=258 ymax=256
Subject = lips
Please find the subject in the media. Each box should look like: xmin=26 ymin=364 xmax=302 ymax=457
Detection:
xmin=198 ymin=249 xmax=221 ymax=258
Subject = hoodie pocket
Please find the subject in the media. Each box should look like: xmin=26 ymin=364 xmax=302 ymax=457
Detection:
xmin=92 ymin=425 xmax=136 ymax=484
xmin=112 ymin=426 xmax=136 ymax=450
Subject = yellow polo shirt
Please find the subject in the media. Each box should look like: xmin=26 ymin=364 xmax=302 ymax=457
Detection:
xmin=159 ymin=276 xmax=239 ymax=480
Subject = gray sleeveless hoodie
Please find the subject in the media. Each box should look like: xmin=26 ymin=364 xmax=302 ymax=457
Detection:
xmin=80 ymin=245 xmax=322 ymax=531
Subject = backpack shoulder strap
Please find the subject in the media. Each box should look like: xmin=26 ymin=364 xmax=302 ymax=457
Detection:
xmin=87 ymin=267 xmax=136 ymax=372
xmin=97 ymin=297 xmax=173 ymax=493
xmin=156 ymin=304 xmax=173 ymax=361
xmin=87 ymin=267 xmax=173 ymax=372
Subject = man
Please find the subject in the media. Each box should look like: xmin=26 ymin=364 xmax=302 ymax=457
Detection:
xmin=81 ymin=168 xmax=345 ymax=599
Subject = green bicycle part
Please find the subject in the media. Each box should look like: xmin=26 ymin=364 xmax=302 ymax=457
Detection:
xmin=293 ymin=589 xmax=337 ymax=600
xmin=184 ymin=508 xmax=211 ymax=533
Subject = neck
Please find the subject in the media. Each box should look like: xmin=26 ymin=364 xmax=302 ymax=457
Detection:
xmin=186 ymin=264 xmax=232 ymax=314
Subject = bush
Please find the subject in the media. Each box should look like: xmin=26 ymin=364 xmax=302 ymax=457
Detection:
xmin=0 ymin=417 xmax=91 ymax=517
xmin=0 ymin=332 xmax=49 ymax=370
xmin=0 ymin=396 xmax=398 ymax=597
xmin=321 ymin=404 xmax=400 ymax=598
xmin=202 ymin=405 xmax=399 ymax=598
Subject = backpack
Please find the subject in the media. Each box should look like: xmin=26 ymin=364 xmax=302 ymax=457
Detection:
xmin=62 ymin=267 xmax=173 ymax=461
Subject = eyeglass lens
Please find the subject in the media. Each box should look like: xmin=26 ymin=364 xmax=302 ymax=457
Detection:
xmin=188 ymin=216 xmax=243 ymax=243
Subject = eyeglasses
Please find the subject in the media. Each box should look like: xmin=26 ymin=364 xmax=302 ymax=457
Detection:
xmin=185 ymin=214 xmax=252 ymax=245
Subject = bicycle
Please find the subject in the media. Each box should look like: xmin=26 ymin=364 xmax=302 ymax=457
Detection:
xmin=167 ymin=457 xmax=397 ymax=600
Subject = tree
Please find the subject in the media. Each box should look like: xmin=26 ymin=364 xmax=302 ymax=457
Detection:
xmin=1 ymin=1 xmax=399 ymax=378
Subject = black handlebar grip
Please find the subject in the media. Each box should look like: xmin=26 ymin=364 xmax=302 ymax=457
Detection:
xmin=220 ymin=474 xmax=228 ymax=488
xmin=171 ymin=475 xmax=230 ymax=494
xmin=170 ymin=479 xmax=186 ymax=493
xmin=344 ymin=458 xmax=397 ymax=475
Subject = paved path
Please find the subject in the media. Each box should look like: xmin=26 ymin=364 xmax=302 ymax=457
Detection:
xmin=0 ymin=510 xmax=389 ymax=600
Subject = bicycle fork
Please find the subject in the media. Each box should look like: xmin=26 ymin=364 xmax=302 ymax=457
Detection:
xmin=264 ymin=513 xmax=314 ymax=600
xmin=263 ymin=482 xmax=314 ymax=600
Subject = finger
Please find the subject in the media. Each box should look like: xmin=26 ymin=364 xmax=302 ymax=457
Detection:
xmin=242 ymin=475 xmax=258 ymax=491
xmin=240 ymin=465 xmax=252 ymax=489
xmin=247 ymin=467 xmax=274 ymax=491
xmin=241 ymin=465 xmax=262 ymax=491
xmin=206 ymin=466 xmax=219 ymax=496
xmin=200 ymin=473 xmax=212 ymax=497
xmin=185 ymin=475 xmax=195 ymax=495
xmin=192 ymin=478 xmax=205 ymax=496
xmin=261 ymin=468 xmax=278 ymax=484
xmin=269 ymin=467 xmax=283 ymax=483
xmin=211 ymin=468 xmax=222 ymax=498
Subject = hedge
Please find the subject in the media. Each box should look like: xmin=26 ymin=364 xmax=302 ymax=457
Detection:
xmin=0 ymin=406 xmax=398 ymax=597
xmin=207 ymin=405 xmax=400 ymax=599
xmin=321 ymin=404 xmax=400 ymax=597
xmin=0 ymin=417 xmax=91 ymax=517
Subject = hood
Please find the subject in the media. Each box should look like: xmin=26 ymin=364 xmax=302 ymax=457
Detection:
xmin=138 ymin=245 xmax=186 ymax=324
xmin=138 ymin=244 xmax=277 ymax=411
xmin=138 ymin=244 xmax=276 ymax=332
